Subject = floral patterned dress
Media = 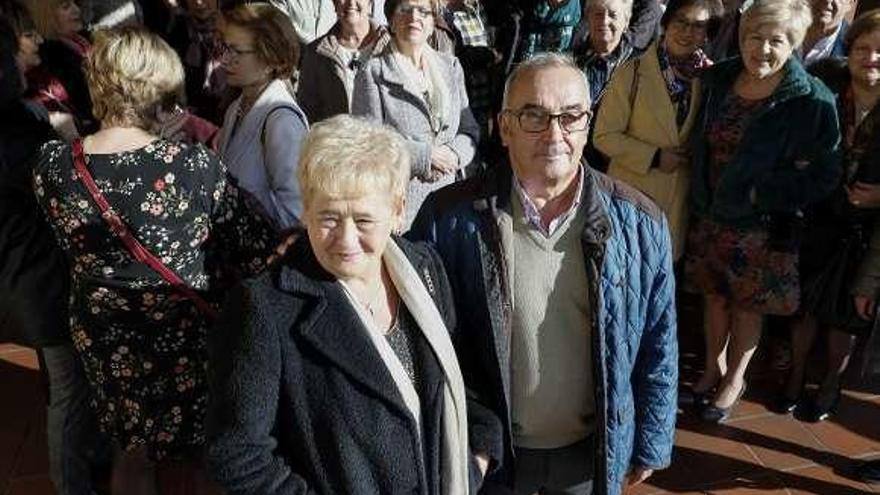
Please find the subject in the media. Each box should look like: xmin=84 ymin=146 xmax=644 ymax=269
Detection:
xmin=33 ymin=139 xmax=275 ymax=459
xmin=685 ymin=94 xmax=801 ymax=315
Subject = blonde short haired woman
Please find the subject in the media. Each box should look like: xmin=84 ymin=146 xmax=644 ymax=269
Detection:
xmin=33 ymin=28 xmax=276 ymax=494
xmin=682 ymin=0 xmax=842 ymax=423
xmin=207 ymin=114 xmax=501 ymax=495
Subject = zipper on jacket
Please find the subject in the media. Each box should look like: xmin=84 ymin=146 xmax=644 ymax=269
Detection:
xmin=583 ymin=241 xmax=609 ymax=495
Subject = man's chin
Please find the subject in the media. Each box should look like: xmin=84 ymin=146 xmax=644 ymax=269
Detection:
xmin=535 ymin=155 xmax=572 ymax=169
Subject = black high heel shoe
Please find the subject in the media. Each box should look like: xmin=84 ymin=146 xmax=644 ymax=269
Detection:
xmin=771 ymin=393 xmax=801 ymax=415
xmin=801 ymin=386 xmax=841 ymax=423
xmin=771 ymin=376 xmax=806 ymax=415
xmin=702 ymin=383 xmax=747 ymax=424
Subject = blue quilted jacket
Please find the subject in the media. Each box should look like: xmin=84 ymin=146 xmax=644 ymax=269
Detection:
xmin=409 ymin=165 xmax=678 ymax=495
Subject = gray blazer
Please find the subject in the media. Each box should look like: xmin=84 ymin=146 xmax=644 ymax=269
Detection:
xmin=352 ymin=49 xmax=479 ymax=225
xmin=218 ymin=79 xmax=309 ymax=230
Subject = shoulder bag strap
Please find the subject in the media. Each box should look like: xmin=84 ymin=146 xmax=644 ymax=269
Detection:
xmin=71 ymin=139 xmax=219 ymax=321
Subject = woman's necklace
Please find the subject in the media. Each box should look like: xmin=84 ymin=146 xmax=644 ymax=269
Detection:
xmin=856 ymin=104 xmax=871 ymax=127
xmin=853 ymin=90 xmax=878 ymax=127
xmin=237 ymin=80 xmax=272 ymax=118
xmin=734 ymin=70 xmax=781 ymax=100
xmin=360 ymin=280 xmax=385 ymax=317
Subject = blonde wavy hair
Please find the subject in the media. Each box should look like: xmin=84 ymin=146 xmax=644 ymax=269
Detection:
xmin=740 ymin=0 xmax=813 ymax=49
xmin=85 ymin=28 xmax=184 ymax=129
xmin=298 ymin=115 xmax=411 ymax=210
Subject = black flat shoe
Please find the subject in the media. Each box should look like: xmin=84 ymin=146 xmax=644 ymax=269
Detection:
xmin=702 ymin=383 xmax=747 ymax=424
xmin=856 ymin=459 xmax=880 ymax=484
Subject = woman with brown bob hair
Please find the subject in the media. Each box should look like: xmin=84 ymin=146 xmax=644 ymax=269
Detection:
xmin=33 ymin=27 xmax=276 ymax=495
xmin=217 ymin=2 xmax=310 ymax=230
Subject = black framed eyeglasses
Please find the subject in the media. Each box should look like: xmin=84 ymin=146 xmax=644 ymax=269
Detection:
xmin=504 ymin=108 xmax=592 ymax=133
xmin=669 ymin=16 xmax=709 ymax=32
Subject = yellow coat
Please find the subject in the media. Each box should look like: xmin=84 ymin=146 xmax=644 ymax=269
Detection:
xmin=592 ymin=42 xmax=702 ymax=260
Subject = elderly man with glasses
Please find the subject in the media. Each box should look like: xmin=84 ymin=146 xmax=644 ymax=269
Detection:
xmin=409 ymin=52 xmax=677 ymax=495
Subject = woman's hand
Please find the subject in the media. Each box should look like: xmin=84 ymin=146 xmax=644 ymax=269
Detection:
xmin=847 ymin=182 xmax=880 ymax=209
xmin=156 ymin=106 xmax=189 ymax=142
xmin=475 ymin=453 xmax=490 ymax=477
xmin=657 ymin=147 xmax=688 ymax=174
xmin=855 ymin=295 xmax=875 ymax=321
xmin=430 ymin=145 xmax=459 ymax=177
xmin=48 ymin=112 xmax=79 ymax=141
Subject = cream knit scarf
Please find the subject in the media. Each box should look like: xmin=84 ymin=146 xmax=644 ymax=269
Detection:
xmin=390 ymin=41 xmax=451 ymax=134
xmin=339 ymin=241 xmax=470 ymax=495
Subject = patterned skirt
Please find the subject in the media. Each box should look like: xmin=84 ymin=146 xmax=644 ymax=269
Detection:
xmin=684 ymin=217 xmax=800 ymax=315
xmin=70 ymin=284 xmax=210 ymax=461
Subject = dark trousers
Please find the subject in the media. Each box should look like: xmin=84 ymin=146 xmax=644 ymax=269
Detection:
xmin=41 ymin=344 xmax=107 ymax=495
xmin=511 ymin=437 xmax=595 ymax=495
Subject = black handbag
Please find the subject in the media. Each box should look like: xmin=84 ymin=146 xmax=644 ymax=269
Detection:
xmin=801 ymin=228 xmax=872 ymax=331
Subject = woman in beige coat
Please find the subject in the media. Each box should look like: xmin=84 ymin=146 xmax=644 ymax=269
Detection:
xmin=593 ymin=0 xmax=721 ymax=259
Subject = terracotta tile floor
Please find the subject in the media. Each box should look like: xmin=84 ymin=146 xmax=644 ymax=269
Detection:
xmin=2 ymin=297 xmax=879 ymax=494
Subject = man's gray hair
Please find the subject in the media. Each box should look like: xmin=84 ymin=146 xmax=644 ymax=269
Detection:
xmin=501 ymin=52 xmax=591 ymax=109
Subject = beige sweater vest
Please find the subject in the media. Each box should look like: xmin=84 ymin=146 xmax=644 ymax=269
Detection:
xmin=504 ymin=193 xmax=596 ymax=449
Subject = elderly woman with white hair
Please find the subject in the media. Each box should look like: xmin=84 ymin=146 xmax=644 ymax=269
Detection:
xmin=351 ymin=0 xmax=479 ymax=227
xmin=206 ymin=114 xmax=502 ymax=495
xmin=682 ymin=0 xmax=842 ymax=423
xmin=575 ymin=0 xmax=637 ymax=109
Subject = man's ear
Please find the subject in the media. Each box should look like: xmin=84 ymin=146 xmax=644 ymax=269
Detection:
xmin=498 ymin=112 xmax=512 ymax=148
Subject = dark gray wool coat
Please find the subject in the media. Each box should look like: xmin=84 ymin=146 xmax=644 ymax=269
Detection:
xmin=206 ymin=236 xmax=504 ymax=495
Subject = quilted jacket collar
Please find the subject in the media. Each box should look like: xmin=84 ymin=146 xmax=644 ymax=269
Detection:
xmin=472 ymin=161 xmax=612 ymax=247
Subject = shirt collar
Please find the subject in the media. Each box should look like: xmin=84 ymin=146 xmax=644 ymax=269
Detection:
xmin=513 ymin=165 xmax=585 ymax=237
xmin=803 ymin=23 xmax=842 ymax=65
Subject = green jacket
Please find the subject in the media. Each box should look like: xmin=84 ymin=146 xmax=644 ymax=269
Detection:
xmin=690 ymin=57 xmax=842 ymax=228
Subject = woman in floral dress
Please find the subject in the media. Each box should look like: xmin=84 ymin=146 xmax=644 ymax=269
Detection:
xmin=683 ymin=0 xmax=841 ymax=424
xmin=32 ymin=28 xmax=275 ymax=494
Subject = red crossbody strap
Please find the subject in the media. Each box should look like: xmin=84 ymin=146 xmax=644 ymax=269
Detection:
xmin=71 ymin=139 xmax=219 ymax=320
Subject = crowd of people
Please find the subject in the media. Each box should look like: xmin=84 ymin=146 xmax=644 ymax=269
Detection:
xmin=0 ymin=0 xmax=879 ymax=494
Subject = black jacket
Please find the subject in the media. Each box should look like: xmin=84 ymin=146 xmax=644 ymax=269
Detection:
xmin=206 ymin=236 xmax=504 ymax=495
xmin=0 ymin=100 xmax=68 ymax=347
